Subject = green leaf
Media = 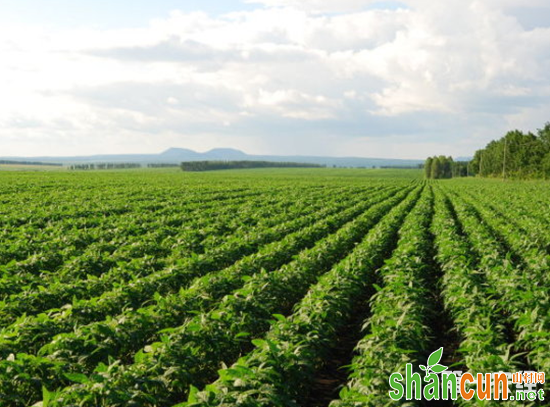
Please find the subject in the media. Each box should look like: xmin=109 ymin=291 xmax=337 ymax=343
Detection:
xmin=42 ymin=386 xmax=51 ymax=407
xmin=64 ymin=372 xmax=89 ymax=384
xmin=187 ymin=385 xmax=199 ymax=403
xmin=428 ymin=347 xmax=444 ymax=367
xmin=419 ymin=365 xmax=426 ymax=371
xmin=134 ymin=350 xmax=145 ymax=363
xmin=94 ymin=363 xmax=108 ymax=373
xmin=431 ymin=364 xmax=447 ymax=373
xmin=251 ymin=339 xmax=267 ymax=348
xmin=272 ymin=314 xmax=286 ymax=322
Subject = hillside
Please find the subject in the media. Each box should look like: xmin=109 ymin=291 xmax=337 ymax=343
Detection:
xmin=0 ymin=148 xmax=423 ymax=168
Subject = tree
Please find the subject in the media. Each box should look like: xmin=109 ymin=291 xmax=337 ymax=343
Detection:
xmin=424 ymin=157 xmax=433 ymax=179
xmin=443 ymin=156 xmax=453 ymax=178
xmin=431 ymin=157 xmax=442 ymax=179
xmin=465 ymin=122 xmax=550 ymax=179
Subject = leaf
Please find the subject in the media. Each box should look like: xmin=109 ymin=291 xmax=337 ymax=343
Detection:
xmin=419 ymin=365 xmax=426 ymax=371
xmin=372 ymin=283 xmax=383 ymax=292
xmin=428 ymin=347 xmax=444 ymax=367
xmin=42 ymin=386 xmax=51 ymax=407
xmin=134 ymin=350 xmax=145 ymax=363
xmin=64 ymin=372 xmax=89 ymax=384
xmin=431 ymin=364 xmax=447 ymax=373
xmin=251 ymin=339 xmax=267 ymax=348
xmin=272 ymin=314 xmax=286 ymax=322
xmin=187 ymin=385 xmax=200 ymax=403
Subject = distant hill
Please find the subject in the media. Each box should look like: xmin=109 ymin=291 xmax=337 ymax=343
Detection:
xmin=0 ymin=148 xmax=424 ymax=168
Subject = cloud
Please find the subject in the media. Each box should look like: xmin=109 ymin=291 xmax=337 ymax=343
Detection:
xmin=243 ymin=0 xmax=407 ymax=14
xmin=0 ymin=1 xmax=549 ymax=158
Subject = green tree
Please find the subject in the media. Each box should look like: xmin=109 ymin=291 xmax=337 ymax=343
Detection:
xmin=424 ymin=157 xmax=433 ymax=179
xmin=431 ymin=157 xmax=442 ymax=179
xmin=443 ymin=156 xmax=453 ymax=178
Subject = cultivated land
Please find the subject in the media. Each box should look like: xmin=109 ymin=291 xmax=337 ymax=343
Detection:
xmin=0 ymin=168 xmax=548 ymax=406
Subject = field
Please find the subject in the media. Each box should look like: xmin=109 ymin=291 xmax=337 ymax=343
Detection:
xmin=0 ymin=168 xmax=549 ymax=406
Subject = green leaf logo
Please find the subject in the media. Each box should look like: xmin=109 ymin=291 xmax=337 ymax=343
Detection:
xmin=431 ymin=364 xmax=447 ymax=373
xmin=423 ymin=347 xmax=447 ymax=376
xmin=428 ymin=347 xmax=443 ymax=366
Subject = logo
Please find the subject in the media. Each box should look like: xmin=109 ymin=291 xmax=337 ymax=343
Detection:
xmin=388 ymin=348 xmax=545 ymax=402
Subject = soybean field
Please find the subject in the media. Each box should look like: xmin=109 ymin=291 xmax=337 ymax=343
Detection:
xmin=0 ymin=168 xmax=548 ymax=406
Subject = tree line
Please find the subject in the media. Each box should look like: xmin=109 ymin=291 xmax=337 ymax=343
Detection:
xmin=381 ymin=165 xmax=423 ymax=169
xmin=424 ymin=156 xmax=469 ymax=179
xmin=467 ymin=123 xmax=550 ymax=179
xmin=424 ymin=122 xmax=550 ymax=179
xmin=0 ymin=160 xmax=62 ymax=167
xmin=147 ymin=163 xmax=179 ymax=168
xmin=68 ymin=163 xmax=141 ymax=170
xmin=180 ymin=160 xmax=325 ymax=172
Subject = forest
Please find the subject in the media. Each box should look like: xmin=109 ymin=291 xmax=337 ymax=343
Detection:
xmin=467 ymin=123 xmax=550 ymax=178
xmin=424 ymin=122 xmax=550 ymax=179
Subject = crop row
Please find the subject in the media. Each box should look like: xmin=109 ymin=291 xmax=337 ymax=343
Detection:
xmin=0 ymin=185 xmax=390 ymax=361
xmin=0 ymin=186 xmax=332 ymax=300
xmin=31 ymin=188 xmax=387 ymax=366
xmin=0 ymin=190 xmax=276 ymax=296
xmin=431 ymin=188 xmax=520 ymax=407
xmin=0 ymin=188 xmax=267 ymax=265
xmin=441 ymin=186 xmax=550 ymax=378
xmin=0 ymin=185 xmax=393 ymax=361
xmin=37 ymin=185 xmax=418 ymax=407
xmin=330 ymin=185 xmax=433 ymax=406
xmin=0 ymin=185 xmax=411 ymax=406
xmin=178 ymin=184 xmax=423 ymax=407
xmin=0 ymin=185 xmax=380 ymax=331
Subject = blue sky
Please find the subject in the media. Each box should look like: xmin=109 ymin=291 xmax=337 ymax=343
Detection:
xmin=0 ymin=0 xmax=549 ymax=158
xmin=0 ymin=0 xmax=258 ymax=27
xmin=0 ymin=0 xmax=408 ymax=28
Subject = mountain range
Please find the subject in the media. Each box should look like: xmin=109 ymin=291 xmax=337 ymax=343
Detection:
xmin=1 ymin=148 xmax=426 ymax=168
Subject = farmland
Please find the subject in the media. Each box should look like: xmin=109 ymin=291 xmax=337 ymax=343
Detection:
xmin=0 ymin=168 xmax=548 ymax=406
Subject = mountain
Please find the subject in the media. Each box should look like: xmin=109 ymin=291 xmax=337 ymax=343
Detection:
xmin=0 ymin=148 xmax=424 ymax=168
xmin=159 ymin=148 xmax=202 ymax=161
xmin=204 ymin=148 xmax=248 ymax=160
xmin=160 ymin=147 xmax=200 ymax=157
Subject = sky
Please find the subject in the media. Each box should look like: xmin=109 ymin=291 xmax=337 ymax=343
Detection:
xmin=0 ymin=0 xmax=549 ymax=159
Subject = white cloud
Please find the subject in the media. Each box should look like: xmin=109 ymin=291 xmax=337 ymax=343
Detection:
xmin=244 ymin=0 xmax=397 ymax=14
xmin=0 ymin=0 xmax=549 ymax=158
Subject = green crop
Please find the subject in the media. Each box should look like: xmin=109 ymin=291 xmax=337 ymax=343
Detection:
xmin=0 ymin=169 xmax=547 ymax=407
